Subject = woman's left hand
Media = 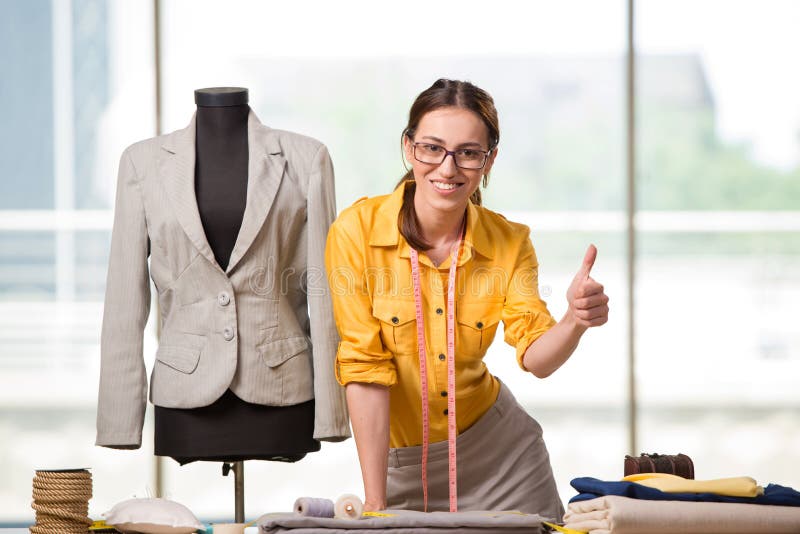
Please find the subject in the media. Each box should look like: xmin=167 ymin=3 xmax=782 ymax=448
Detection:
xmin=566 ymin=244 xmax=609 ymax=329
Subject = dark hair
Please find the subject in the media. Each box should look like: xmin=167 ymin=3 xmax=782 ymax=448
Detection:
xmin=396 ymin=78 xmax=500 ymax=251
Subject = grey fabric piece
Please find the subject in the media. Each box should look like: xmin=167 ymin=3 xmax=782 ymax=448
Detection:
xmin=386 ymin=379 xmax=564 ymax=521
xmin=257 ymin=510 xmax=547 ymax=533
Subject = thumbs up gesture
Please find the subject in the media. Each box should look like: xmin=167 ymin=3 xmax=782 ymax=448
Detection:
xmin=566 ymin=244 xmax=609 ymax=329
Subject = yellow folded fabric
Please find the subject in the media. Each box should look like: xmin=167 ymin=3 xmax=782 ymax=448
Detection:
xmin=622 ymin=472 xmax=764 ymax=498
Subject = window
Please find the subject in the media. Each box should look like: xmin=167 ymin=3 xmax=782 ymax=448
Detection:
xmin=0 ymin=0 xmax=155 ymax=522
xmin=636 ymin=0 xmax=800 ymax=484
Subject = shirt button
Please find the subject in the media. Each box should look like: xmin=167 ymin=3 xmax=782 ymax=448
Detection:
xmin=443 ymin=409 xmax=449 ymax=415
xmin=218 ymin=292 xmax=231 ymax=306
xmin=223 ymin=326 xmax=235 ymax=341
xmin=476 ymin=321 xmax=484 ymax=329
xmin=391 ymin=316 xmax=399 ymax=324
xmin=435 ymin=308 xmax=443 ymax=315
xmin=441 ymin=391 xmax=447 ymax=397
xmin=438 ymin=353 xmax=446 ymax=361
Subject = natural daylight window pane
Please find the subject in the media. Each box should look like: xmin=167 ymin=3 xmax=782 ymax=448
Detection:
xmin=0 ymin=0 xmax=155 ymax=524
xmin=636 ymin=0 xmax=800 ymax=488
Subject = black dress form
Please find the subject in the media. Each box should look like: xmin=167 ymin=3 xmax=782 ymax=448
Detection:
xmin=154 ymin=88 xmax=320 ymax=464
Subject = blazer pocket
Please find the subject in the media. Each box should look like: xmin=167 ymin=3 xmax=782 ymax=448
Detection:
xmin=372 ymin=297 xmax=417 ymax=355
xmin=260 ymin=336 xmax=310 ymax=368
xmin=258 ymin=336 xmax=314 ymax=400
xmin=155 ymin=345 xmax=202 ymax=374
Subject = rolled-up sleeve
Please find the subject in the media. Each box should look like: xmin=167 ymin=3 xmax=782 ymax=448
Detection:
xmin=502 ymin=230 xmax=557 ymax=370
xmin=325 ymin=217 xmax=397 ymax=387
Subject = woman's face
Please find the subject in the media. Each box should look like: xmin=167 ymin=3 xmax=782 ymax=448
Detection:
xmin=403 ymin=106 xmax=497 ymax=217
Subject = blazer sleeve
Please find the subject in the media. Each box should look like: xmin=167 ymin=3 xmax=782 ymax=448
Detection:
xmin=95 ymin=147 xmax=151 ymax=449
xmin=306 ymin=144 xmax=351 ymax=441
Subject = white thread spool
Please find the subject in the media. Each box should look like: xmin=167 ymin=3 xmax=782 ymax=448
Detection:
xmin=334 ymin=494 xmax=364 ymax=519
xmin=293 ymin=497 xmax=335 ymax=517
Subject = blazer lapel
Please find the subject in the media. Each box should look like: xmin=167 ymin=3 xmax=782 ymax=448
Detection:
xmin=160 ymin=114 xmax=219 ymax=269
xmin=225 ymin=110 xmax=285 ymax=274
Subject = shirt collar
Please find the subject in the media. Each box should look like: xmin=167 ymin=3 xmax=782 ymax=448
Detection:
xmin=368 ymin=181 xmax=407 ymax=248
xmin=368 ymin=180 xmax=495 ymax=262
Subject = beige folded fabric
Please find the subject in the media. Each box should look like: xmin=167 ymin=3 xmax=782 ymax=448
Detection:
xmin=563 ymin=495 xmax=800 ymax=534
xmin=622 ymin=473 xmax=764 ymax=498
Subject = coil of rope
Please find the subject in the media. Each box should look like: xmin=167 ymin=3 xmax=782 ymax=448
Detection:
xmin=30 ymin=469 xmax=93 ymax=533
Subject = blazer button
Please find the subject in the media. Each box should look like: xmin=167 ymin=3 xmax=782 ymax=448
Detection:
xmin=218 ymin=292 xmax=231 ymax=306
xmin=438 ymin=353 xmax=446 ymax=361
xmin=391 ymin=316 xmax=399 ymax=324
xmin=476 ymin=321 xmax=484 ymax=329
xmin=435 ymin=308 xmax=443 ymax=315
xmin=223 ymin=326 xmax=235 ymax=341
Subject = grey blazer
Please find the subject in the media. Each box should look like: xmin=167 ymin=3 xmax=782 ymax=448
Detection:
xmin=96 ymin=111 xmax=350 ymax=448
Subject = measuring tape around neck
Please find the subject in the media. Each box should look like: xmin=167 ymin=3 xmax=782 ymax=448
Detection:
xmin=408 ymin=224 xmax=463 ymax=513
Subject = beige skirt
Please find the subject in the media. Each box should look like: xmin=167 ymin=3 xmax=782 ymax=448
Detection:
xmin=386 ymin=378 xmax=564 ymax=521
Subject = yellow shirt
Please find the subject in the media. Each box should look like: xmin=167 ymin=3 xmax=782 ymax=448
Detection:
xmin=325 ymin=181 xmax=556 ymax=448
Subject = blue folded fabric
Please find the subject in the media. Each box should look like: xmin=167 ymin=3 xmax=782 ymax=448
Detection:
xmin=569 ymin=477 xmax=800 ymax=507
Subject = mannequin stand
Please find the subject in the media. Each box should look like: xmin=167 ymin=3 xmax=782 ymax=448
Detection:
xmin=222 ymin=461 xmax=245 ymax=522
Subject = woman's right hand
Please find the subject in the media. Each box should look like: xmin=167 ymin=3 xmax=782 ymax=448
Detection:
xmin=345 ymin=382 xmax=391 ymax=512
xmin=363 ymin=498 xmax=388 ymax=512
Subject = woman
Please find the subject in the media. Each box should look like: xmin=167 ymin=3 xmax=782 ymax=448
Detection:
xmin=325 ymin=79 xmax=609 ymax=520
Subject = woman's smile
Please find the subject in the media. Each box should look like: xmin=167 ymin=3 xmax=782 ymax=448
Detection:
xmin=430 ymin=179 xmax=464 ymax=193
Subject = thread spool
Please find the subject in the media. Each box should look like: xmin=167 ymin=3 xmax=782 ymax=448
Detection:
xmin=293 ymin=497 xmax=335 ymax=518
xmin=333 ymin=494 xmax=363 ymax=519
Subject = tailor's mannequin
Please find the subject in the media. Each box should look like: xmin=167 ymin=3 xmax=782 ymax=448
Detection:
xmin=153 ymin=87 xmax=320 ymax=464
xmin=194 ymin=88 xmax=249 ymax=268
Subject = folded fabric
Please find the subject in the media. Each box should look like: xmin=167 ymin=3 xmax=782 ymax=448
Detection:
xmin=257 ymin=510 xmax=547 ymax=533
xmin=563 ymin=495 xmax=800 ymax=534
xmin=622 ymin=473 xmax=763 ymax=498
xmin=570 ymin=477 xmax=800 ymax=507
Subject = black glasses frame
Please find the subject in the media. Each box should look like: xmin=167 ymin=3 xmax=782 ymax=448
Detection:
xmin=411 ymin=141 xmax=493 ymax=170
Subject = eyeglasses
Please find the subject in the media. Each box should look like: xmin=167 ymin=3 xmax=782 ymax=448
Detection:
xmin=411 ymin=142 xmax=493 ymax=170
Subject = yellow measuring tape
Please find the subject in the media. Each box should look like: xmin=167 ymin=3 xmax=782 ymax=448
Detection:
xmin=362 ymin=511 xmax=397 ymax=517
xmin=542 ymin=521 xmax=589 ymax=533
